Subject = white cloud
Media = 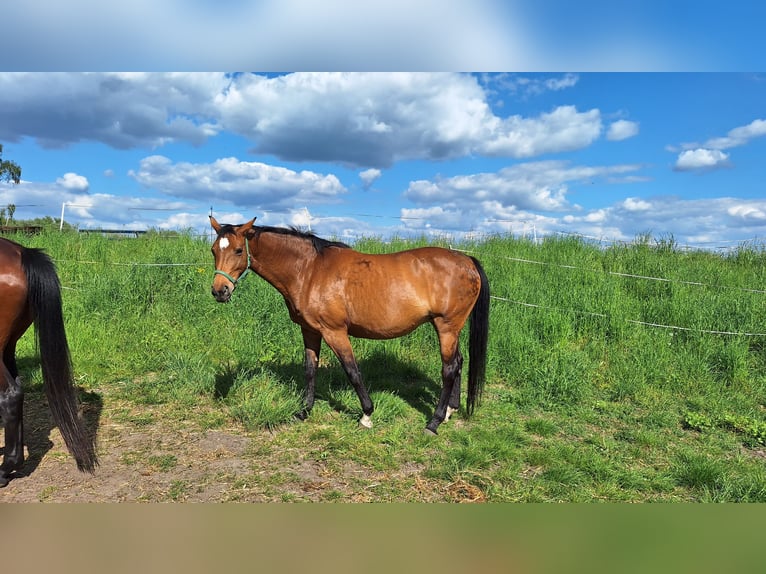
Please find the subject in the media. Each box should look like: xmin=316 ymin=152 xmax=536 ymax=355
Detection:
xmin=0 ymin=179 xmax=191 ymax=230
xmin=674 ymin=148 xmax=730 ymax=171
xmin=480 ymin=105 xmax=602 ymax=158
xmin=0 ymin=72 xmax=222 ymax=149
xmin=404 ymin=160 xmax=643 ymax=212
xmin=359 ymin=168 xmax=381 ymax=189
xmin=607 ymin=119 xmax=639 ymax=141
xmin=727 ymin=204 xmax=766 ymax=222
xmin=570 ymin=197 xmax=766 ymax=245
xmin=0 ymin=73 xmax=608 ymax=167
xmin=622 ymin=197 xmax=651 ymax=211
xmin=480 ymin=73 xmax=580 ymax=97
xmin=129 ymin=155 xmax=346 ymax=209
xmin=56 ymin=172 xmax=89 ymax=191
xmin=216 ymin=73 xmax=606 ymax=166
xmin=703 ymin=118 xmax=766 ymax=150
xmin=673 ymin=118 xmax=766 ymax=172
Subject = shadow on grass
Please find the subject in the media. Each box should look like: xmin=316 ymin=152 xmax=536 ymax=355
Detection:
xmin=213 ymin=349 xmax=444 ymax=421
xmin=2 ymin=357 xmax=103 ymax=486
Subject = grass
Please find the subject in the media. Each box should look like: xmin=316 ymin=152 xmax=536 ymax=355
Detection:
xmin=9 ymin=227 xmax=766 ymax=501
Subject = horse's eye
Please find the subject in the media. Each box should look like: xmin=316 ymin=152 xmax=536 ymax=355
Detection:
xmin=235 ymin=248 xmax=243 ymax=255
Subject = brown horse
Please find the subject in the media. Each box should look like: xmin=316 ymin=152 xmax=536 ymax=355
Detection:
xmin=210 ymin=217 xmax=490 ymax=434
xmin=0 ymin=237 xmax=97 ymax=486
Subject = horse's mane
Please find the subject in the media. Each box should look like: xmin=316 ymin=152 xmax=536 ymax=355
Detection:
xmin=217 ymin=222 xmax=350 ymax=254
xmin=260 ymin=225 xmax=349 ymax=254
xmin=255 ymin=225 xmax=350 ymax=254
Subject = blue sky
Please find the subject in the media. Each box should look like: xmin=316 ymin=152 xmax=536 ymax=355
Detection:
xmin=1 ymin=72 xmax=765 ymax=247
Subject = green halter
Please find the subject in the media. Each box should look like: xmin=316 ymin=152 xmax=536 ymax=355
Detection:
xmin=214 ymin=235 xmax=252 ymax=286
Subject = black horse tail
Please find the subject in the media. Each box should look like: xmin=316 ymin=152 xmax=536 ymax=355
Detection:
xmin=21 ymin=247 xmax=97 ymax=472
xmin=466 ymin=256 xmax=490 ymax=417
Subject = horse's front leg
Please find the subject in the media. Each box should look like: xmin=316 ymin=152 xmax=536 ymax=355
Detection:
xmin=0 ymin=367 xmax=24 ymax=487
xmin=322 ymin=330 xmax=374 ymax=429
xmin=295 ymin=327 xmax=322 ymax=421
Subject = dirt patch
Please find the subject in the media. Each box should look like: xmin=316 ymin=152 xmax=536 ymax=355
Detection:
xmin=1 ymin=390 xmax=467 ymax=503
xmin=1 ymin=409 xmax=261 ymax=502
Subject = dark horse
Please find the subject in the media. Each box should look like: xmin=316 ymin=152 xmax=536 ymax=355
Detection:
xmin=210 ymin=217 xmax=490 ymax=434
xmin=0 ymin=237 xmax=97 ymax=486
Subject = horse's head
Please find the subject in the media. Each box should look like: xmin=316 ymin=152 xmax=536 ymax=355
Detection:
xmin=210 ymin=216 xmax=257 ymax=302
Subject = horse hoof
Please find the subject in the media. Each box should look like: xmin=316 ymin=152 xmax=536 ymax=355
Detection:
xmin=294 ymin=410 xmax=308 ymax=422
xmin=423 ymin=427 xmax=438 ymax=436
xmin=0 ymin=475 xmax=9 ymax=488
xmin=358 ymin=414 xmax=373 ymax=429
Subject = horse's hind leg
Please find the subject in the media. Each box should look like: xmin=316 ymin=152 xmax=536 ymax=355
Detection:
xmin=0 ymin=363 xmax=24 ymax=487
xmin=426 ymin=324 xmax=463 ymax=435
xmin=445 ymin=348 xmax=463 ymax=422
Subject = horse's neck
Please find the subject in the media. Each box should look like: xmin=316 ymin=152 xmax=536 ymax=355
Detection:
xmin=249 ymin=233 xmax=315 ymax=299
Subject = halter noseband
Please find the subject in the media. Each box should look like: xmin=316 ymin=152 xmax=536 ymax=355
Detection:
xmin=214 ymin=235 xmax=252 ymax=286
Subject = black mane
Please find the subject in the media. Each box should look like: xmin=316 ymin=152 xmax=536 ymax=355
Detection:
xmin=256 ymin=225 xmax=350 ymax=254
xmin=216 ymin=222 xmax=349 ymax=254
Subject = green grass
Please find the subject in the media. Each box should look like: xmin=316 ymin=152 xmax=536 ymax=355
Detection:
xmin=9 ymin=228 xmax=766 ymax=501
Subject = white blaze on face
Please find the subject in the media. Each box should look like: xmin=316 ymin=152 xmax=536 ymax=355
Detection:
xmin=219 ymin=237 xmax=230 ymax=250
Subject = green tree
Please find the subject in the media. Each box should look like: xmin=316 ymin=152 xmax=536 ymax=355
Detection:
xmin=0 ymin=144 xmax=22 ymax=184
xmin=3 ymin=203 xmax=15 ymax=224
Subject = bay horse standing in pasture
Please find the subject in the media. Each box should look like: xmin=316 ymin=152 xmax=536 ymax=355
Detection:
xmin=0 ymin=237 xmax=97 ymax=486
xmin=209 ymin=217 xmax=490 ymax=434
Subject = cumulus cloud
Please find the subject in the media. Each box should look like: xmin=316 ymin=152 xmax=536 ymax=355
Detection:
xmin=703 ymin=118 xmax=766 ymax=150
xmin=0 ymin=72 xmax=221 ymax=149
xmin=0 ymin=178 xmax=191 ymax=230
xmin=560 ymin=197 xmax=766 ymax=245
xmin=480 ymin=105 xmax=602 ymax=158
xmin=0 ymin=73 xmax=607 ymax=167
xmin=359 ymin=168 xmax=382 ymax=189
xmin=622 ymin=197 xmax=651 ymax=211
xmin=217 ymin=73 xmax=604 ymax=166
xmin=129 ymin=155 xmax=346 ymax=209
xmin=674 ymin=148 xmax=730 ymax=171
xmin=404 ymin=160 xmax=643 ymax=212
xmin=673 ymin=118 xmax=765 ymax=172
xmin=607 ymin=119 xmax=639 ymax=141
xmin=56 ymin=172 xmax=89 ymax=191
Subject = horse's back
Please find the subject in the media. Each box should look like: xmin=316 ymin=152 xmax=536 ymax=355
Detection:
xmin=311 ymin=245 xmax=481 ymax=338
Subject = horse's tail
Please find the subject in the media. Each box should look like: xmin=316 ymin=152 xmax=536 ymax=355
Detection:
xmin=21 ymin=247 xmax=97 ymax=472
xmin=466 ymin=256 xmax=489 ymax=417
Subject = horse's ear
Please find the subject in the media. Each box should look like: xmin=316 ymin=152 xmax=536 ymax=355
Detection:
xmin=210 ymin=215 xmax=222 ymax=233
xmin=243 ymin=217 xmax=257 ymax=237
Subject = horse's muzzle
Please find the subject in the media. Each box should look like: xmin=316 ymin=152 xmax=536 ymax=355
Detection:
xmin=211 ymin=283 xmax=232 ymax=303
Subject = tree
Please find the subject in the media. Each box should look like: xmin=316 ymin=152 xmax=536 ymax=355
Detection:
xmin=0 ymin=144 xmax=22 ymax=184
xmin=3 ymin=203 xmax=15 ymax=225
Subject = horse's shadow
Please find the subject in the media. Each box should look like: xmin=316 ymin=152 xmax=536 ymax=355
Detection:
xmin=215 ymin=349 xmax=443 ymax=421
xmin=1 ymin=356 xmax=103 ymax=484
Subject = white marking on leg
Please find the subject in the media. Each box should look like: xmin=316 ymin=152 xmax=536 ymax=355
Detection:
xmin=359 ymin=414 xmax=373 ymax=429
xmin=445 ymin=406 xmax=457 ymax=422
xmin=219 ymin=237 xmax=230 ymax=250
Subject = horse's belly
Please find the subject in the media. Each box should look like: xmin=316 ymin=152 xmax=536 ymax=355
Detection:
xmin=347 ymin=320 xmax=424 ymax=340
xmin=345 ymin=298 xmax=430 ymax=340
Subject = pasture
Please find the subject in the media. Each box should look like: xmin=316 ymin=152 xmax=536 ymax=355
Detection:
xmin=3 ymin=227 xmax=766 ymax=501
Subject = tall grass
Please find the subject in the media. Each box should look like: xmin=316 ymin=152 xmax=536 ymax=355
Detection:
xmin=9 ymin=228 xmax=766 ymax=501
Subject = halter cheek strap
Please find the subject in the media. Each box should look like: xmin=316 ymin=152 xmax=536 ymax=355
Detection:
xmin=214 ymin=236 xmax=252 ymax=286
